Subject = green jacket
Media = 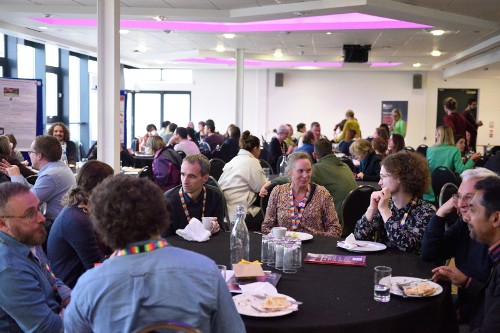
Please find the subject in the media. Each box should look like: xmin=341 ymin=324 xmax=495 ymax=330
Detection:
xmin=424 ymin=144 xmax=475 ymax=202
xmin=311 ymin=154 xmax=358 ymax=225
xmin=392 ymin=119 xmax=406 ymax=138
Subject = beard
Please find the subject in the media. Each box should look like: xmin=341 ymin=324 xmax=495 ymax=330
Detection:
xmin=10 ymin=224 xmax=47 ymax=247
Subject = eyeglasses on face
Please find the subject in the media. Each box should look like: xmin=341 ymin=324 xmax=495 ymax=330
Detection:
xmin=452 ymin=193 xmax=475 ymax=203
xmin=0 ymin=202 xmax=47 ymax=223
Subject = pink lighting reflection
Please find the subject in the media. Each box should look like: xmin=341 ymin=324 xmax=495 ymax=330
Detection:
xmin=175 ymin=58 xmax=401 ymax=68
xmin=32 ymin=13 xmax=431 ymax=32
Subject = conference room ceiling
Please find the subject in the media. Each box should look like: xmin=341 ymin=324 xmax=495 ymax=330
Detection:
xmin=0 ymin=0 xmax=499 ymax=78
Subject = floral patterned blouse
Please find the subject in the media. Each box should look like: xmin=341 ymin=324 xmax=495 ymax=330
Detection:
xmin=261 ymin=184 xmax=341 ymax=237
xmin=354 ymin=198 xmax=435 ymax=254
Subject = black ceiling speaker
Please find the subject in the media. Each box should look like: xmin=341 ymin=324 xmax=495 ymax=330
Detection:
xmin=343 ymin=44 xmax=371 ymax=63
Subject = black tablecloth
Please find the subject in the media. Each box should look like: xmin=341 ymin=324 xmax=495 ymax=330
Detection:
xmin=167 ymin=233 xmax=458 ymax=333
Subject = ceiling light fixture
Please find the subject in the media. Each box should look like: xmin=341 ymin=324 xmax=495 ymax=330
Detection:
xmin=413 ymin=63 xmax=421 ymax=68
xmin=430 ymin=29 xmax=445 ymax=36
xmin=223 ymin=33 xmax=235 ymax=39
xmin=326 ymin=32 xmax=332 ymax=35
xmin=431 ymin=50 xmax=441 ymax=57
xmin=274 ymin=48 xmax=283 ymax=58
xmin=152 ymin=16 xmax=165 ymax=22
xmin=215 ymin=44 xmax=225 ymax=52
xmin=38 ymin=26 xmax=48 ymax=30
xmin=119 ymin=29 xmax=129 ymax=34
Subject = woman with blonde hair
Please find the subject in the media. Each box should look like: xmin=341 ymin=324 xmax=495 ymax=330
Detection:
xmin=350 ymin=139 xmax=381 ymax=181
xmin=390 ymin=108 xmax=406 ymax=137
xmin=423 ymin=125 xmax=481 ymax=202
xmin=147 ymin=136 xmax=182 ymax=191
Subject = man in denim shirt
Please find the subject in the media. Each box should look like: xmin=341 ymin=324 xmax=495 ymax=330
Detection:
xmin=0 ymin=183 xmax=71 ymax=332
xmin=0 ymin=135 xmax=76 ymax=222
xmin=65 ymin=175 xmax=245 ymax=332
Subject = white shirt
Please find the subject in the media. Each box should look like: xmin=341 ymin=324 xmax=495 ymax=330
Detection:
xmin=218 ymin=149 xmax=267 ymax=219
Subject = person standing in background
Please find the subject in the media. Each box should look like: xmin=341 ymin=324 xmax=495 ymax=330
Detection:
xmin=390 ymin=108 xmax=406 ymax=138
xmin=462 ymin=98 xmax=483 ymax=151
xmin=443 ymin=97 xmax=476 ymax=150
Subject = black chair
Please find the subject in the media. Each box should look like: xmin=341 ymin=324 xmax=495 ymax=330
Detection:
xmin=416 ymin=144 xmax=428 ymax=156
xmin=490 ymin=146 xmax=500 ymax=155
xmin=484 ymin=154 xmax=500 ymax=174
xmin=78 ymin=142 xmax=86 ymax=161
xmin=404 ymin=146 xmax=415 ymax=153
xmin=132 ymin=320 xmax=201 ymax=333
xmin=340 ymin=185 xmax=375 ymax=238
xmin=212 ymin=142 xmax=232 ymax=162
xmin=475 ymin=155 xmax=489 ymax=168
xmin=208 ymin=158 xmax=225 ymax=181
xmin=431 ymin=166 xmax=460 ymax=207
xmin=260 ymin=179 xmax=290 ymax=218
xmin=340 ymin=156 xmax=356 ymax=173
xmin=438 ymin=182 xmax=460 ymax=229
xmin=259 ymin=159 xmax=274 ymax=174
xmin=26 ymin=174 xmax=38 ymax=185
xmin=138 ymin=166 xmax=153 ymax=180
xmin=0 ymin=173 xmax=10 ymax=184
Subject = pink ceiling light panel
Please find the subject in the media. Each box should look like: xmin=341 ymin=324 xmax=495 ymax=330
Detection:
xmin=32 ymin=13 xmax=431 ymax=32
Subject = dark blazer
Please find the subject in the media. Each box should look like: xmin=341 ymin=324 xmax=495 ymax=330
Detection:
xmin=360 ymin=152 xmax=381 ymax=182
xmin=65 ymin=140 xmax=78 ymax=165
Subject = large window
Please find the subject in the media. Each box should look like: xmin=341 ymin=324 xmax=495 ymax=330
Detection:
xmin=45 ymin=72 xmax=58 ymax=117
xmin=69 ymin=55 xmax=81 ymax=142
xmin=134 ymin=93 xmax=161 ymax=137
xmin=17 ymin=44 xmax=35 ymax=78
xmin=163 ymin=93 xmax=191 ymax=127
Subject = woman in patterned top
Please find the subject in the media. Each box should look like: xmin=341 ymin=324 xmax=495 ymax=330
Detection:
xmin=354 ymin=152 xmax=435 ymax=254
xmin=261 ymin=152 xmax=341 ymax=237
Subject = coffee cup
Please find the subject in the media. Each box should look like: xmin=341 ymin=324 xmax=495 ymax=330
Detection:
xmin=271 ymin=226 xmax=287 ymax=238
xmin=202 ymin=217 xmax=215 ymax=232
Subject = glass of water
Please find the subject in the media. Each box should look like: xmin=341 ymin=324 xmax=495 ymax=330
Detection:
xmin=283 ymin=241 xmax=297 ymax=274
xmin=274 ymin=239 xmax=285 ymax=270
xmin=374 ymin=266 xmax=392 ymax=302
xmin=263 ymin=167 xmax=271 ymax=180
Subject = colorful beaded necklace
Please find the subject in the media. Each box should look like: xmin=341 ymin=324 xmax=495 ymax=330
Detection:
xmin=178 ymin=186 xmax=206 ymax=222
xmin=116 ymin=239 xmax=168 ymax=256
xmin=400 ymin=197 xmax=417 ymax=226
xmin=289 ymin=184 xmax=310 ymax=230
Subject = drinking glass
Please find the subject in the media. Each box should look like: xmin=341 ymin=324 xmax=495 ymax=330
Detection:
xmin=217 ymin=265 xmax=227 ymax=281
xmin=266 ymin=236 xmax=276 ymax=267
xmin=274 ymin=239 xmax=285 ymax=270
xmin=261 ymin=234 xmax=271 ymax=264
xmin=283 ymin=241 xmax=297 ymax=274
xmin=263 ymin=168 xmax=271 ymax=180
xmin=374 ymin=266 xmax=392 ymax=302
xmin=292 ymin=238 xmax=302 ymax=268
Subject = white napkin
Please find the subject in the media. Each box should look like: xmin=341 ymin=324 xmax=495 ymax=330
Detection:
xmin=176 ymin=218 xmax=211 ymax=242
xmin=337 ymin=233 xmax=358 ymax=250
xmin=240 ymin=282 xmax=278 ymax=295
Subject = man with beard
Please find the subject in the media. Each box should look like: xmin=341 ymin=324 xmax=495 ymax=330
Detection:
xmin=462 ymin=98 xmax=483 ymax=151
xmin=0 ymin=182 xmax=71 ymax=332
xmin=47 ymin=122 xmax=78 ymax=165
xmin=421 ymin=168 xmax=497 ymax=324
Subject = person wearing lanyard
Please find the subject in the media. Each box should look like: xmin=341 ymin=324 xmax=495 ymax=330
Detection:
xmin=354 ymin=152 xmax=435 ymax=254
xmin=261 ymin=152 xmax=341 ymax=237
xmin=0 ymin=182 xmax=71 ymax=332
xmin=64 ymin=175 xmax=244 ymax=333
xmin=163 ymin=154 xmax=223 ymax=236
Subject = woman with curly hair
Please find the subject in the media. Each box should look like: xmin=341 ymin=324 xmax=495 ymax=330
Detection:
xmin=354 ymin=152 xmax=435 ymax=254
xmin=47 ymin=160 xmax=114 ymax=288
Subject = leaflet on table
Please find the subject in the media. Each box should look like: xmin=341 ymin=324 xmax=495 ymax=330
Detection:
xmin=304 ymin=253 xmax=366 ymax=267
xmin=227 ymin=270 xmax=282 ymax=293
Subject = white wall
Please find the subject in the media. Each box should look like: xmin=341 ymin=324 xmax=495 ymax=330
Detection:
xmin=129 ymin=68 xmax=500 ymax=149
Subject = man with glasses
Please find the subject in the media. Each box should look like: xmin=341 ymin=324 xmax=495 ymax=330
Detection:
xmin=0 ymin=182 xmax=71 ymax=332
xmin=421 ymin=168 xmax=497 ymax=324
xmin=0 ymin=135 xmax=76 ymax=222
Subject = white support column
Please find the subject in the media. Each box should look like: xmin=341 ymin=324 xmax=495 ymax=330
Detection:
xmin=97 ymin=0 xmax=120 ymax=173
xmin=235 ymin=49 xmax=244 ymax=128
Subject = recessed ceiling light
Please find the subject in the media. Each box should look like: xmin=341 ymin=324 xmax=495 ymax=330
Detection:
xmin=431 ymin=29 xmax=445 ymax=36
xmin=38 ymin=26 xmax=48 ymax=30
xmin=326 ymin=32 xmax=332 ymax=35
xmin=152 ymin=16 xmax=165 ymax=22
xmin=223 ymin=33 xmax=235 ymax=39
xmin=431 ymin=50 xmax=441 ymax=57
xmin=413 ymin=63 xmax=421 ymax=68
xmin=274 ymin=48 xmax=283 ymax=58
xmin=119 ymin=29 xmax=129 ymax=34
xmin=215 ymin=44 xmax=225 ymax=52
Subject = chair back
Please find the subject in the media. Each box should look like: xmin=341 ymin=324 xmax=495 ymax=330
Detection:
xmin=209 ymin=158 xmax=226 ymax=181
xmin=341 ymin=185 xmax=375 ymax=238
xmin=78 ymin=142 xmax=86 ymax=161
xmin=340 ymin=156 xmax=356 ymax=173
xmin=26 ymin=174 xmax=38 ymax=185
xmin=131 ymin=320 xmax=201 ymax=333
xmin=431 ymin=166 xmax=460 ymax=206
xmin=404 ymin=146 xmax=415 ymax=153
xmin=259 ymin=159 xmax=274 ymax=174
xmin=212 ymin=142 xmax=232 ymax=162
xmin=138 ymin=166 xmax=153 ymax=180
xmin=438 ymin=182 xmax=460 ymax=229
xmin=416 ymin=144 xmax=428 ymax=156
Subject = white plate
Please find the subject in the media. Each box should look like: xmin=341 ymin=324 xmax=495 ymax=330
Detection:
xmin=286 ymin=231 xmax=313 ymax=241
xmin=384 ymin=276 xmax=443 ymax=297
xmin=233 ymin=293 xmax=299 ymax=317
xmin=337 ymin=240 xmax=387 ymax=253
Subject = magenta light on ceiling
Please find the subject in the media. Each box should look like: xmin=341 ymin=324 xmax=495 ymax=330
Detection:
xmin=32 ymin=13 xmax=432 ymax=32
xmin=174 ymin=58 xmax=404 ymax=68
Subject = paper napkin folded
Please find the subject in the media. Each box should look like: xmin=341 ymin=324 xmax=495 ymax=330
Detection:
xmin=176 ymin=218 xmax=211 ymax=242
xmin=239 ymin=282 xmax=278 ymax=295
xmin=337 ymin=233 xmax=359 ymax=250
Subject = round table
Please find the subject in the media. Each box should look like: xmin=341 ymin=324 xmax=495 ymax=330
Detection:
xmin=167 ymin=233 xmax=458 ymax=333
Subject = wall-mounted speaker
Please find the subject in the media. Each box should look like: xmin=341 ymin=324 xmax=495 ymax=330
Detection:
xmin=275 ymin=72 xmax=284 ymax=87
xmin=413 ymin=74 xmax=423 ymax=89
xmin=343 ymin=44 xmax=371 ymax=63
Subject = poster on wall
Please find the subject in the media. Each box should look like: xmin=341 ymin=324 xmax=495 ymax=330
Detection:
xmin=381 ymin=101 xmax=408 ymax=127
xmin=0 ymin=78 xmax=39 ymax=150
